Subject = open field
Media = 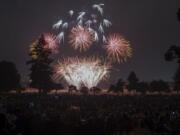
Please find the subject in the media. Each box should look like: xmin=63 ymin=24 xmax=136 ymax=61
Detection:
xmin=1 ymin=94 xmax=180 ymax=135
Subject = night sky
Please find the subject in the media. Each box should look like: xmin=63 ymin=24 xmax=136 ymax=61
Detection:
xmin=1 ymin=0 xmax=180 ymax=84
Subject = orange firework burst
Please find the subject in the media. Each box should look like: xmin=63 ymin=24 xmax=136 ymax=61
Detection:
xmin=69 ymin=26 xmax=95 ymax=51
xmin=105 ymin=34 xmax=132 ymax=63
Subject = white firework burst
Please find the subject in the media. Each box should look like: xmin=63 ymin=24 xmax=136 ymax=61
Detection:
xmin=77 ymin=11 xmax=86 ymax=20
xmin=62 ymin=22 xmax=68 ymax=29
xmin=53 ymin=3 xmax=113 ymax=44
xmin=57 ymin=32 xmax=64 ymax=43
xmin=99 ymin=23 xmax=104 ymax=33
xmin=103 ymin=35 xmax=107 ymax=43
xmin=92 ymin=4 xmax=104 ymax=15
xmin=103 ymin=19 xmax=112 ymax=27
xmin=94 ymin=31 xmax=99 ymax=42
xmin=53 ymin=19 xmax=63 ymax=29
xmin=85 ymin=20 xmax=93 ymax=27
xmin=54 ymin=57 xmax=110 ymax=89
xmin=68 ymin=10 xmax=74 ymax=16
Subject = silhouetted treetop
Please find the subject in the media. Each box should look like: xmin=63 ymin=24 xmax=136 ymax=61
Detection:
xmin=137 ymin=82 xmax=149 ymax=93
xmin=174 ymin=65 xmax=180 ymax=91
xmin=177 ymin=8 xmax=180 ymax=21
xmin=149 ymin=80 xmax=170 ymax=92
xmin=165 ymin=45 xmax=180 ymax=63
xmin=127 ymin=71 xmax=139 ymax=91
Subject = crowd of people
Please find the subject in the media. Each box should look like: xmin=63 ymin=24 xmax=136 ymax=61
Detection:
xmin=0 ymin=94 xmax=180 ymax=135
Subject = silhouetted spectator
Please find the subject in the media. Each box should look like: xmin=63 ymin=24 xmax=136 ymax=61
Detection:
xmin=0 ymin=113 xmax=9 ymax=135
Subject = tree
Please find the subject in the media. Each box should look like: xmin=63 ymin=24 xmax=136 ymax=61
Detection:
xmin=108 ymin=84 xmax=116 ymax=93
xmin=165 ymin=45 xmax=180 ymax=63
xmin=108 ymin=79 xmax=125 ymax=93
xmin=164 ymin=9 xmax=180 ymax=91
xmin=68 ymin=85 xmax=77 ymax=94
xmin=165 ymin=46 xmax=180 ymax=91
xmin=0 ymin=61 xmax=21 ymax=92
xmin=116 ymin=79 xmax=125 ymax=92
xmin=149 ymin=80 xmax=170 ymax=92
xmin=174 ymin=65 xmax=180 ymax=91
xmin=80 ymin=86 xmax=89 ymax=95
xmin=177 ymin=8 xmax=180 ymax=21
xmin=127 ymin=71 xmax=139 ymax=91
xmin=27 ymin=34 xmax=54 ymax=93
xmin=137 ymin=82 xmax=149 ymax=93
xmin=90 ymin=87 xmax=102 ymax=95
xmin=51 ymin=83 xmax=63 ymax=90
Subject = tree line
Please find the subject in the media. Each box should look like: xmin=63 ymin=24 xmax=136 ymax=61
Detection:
xmin=108 ymin=71 xmax=170 ymax=93
xmin=0 ymin=60 xmax=177 ymax=93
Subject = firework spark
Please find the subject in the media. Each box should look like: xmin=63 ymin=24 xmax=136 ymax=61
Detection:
xmin=54 ymin=57 xmax=110 ymax=90
xmin=68 ymin=10 xmax=74 ymax=16
xmin=69 ymin=26 xmax=95 ymax=51
xmin=105 ymin=34 xmax=132 ymax=62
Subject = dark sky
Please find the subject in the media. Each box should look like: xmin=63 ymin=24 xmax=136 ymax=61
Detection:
xmin=1 ymin=0 xmax=180 ymax=83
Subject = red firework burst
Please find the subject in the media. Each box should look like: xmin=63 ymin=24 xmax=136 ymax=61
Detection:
xmin=69 ymin=26 xmax=95 ymax=52
xmin=105 ymin=34 xmax=132 ymax=62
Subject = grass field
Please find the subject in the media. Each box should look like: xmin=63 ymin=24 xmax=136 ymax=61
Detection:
xmin=0 ymin=94 xmax=180 ymax=135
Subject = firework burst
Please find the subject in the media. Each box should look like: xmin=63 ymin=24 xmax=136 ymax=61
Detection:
xmin=54 ymin=57 xmax=110 ymax=89
xmin=53 ymin=3 xmax=112 ymax=44
xmin=50 ymin=3 xmax=133 ymax=91
xmin=43 ymin=33 xmax=58 ymax=53
xmin=105 ymin=34 xmax=132 ymax=62
xmin=69 ymin=26 xmax=95 ymax=51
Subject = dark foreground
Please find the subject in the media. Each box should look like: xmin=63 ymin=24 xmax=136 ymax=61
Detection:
xmin=0 ymin=94 xmax=180 ymax=135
